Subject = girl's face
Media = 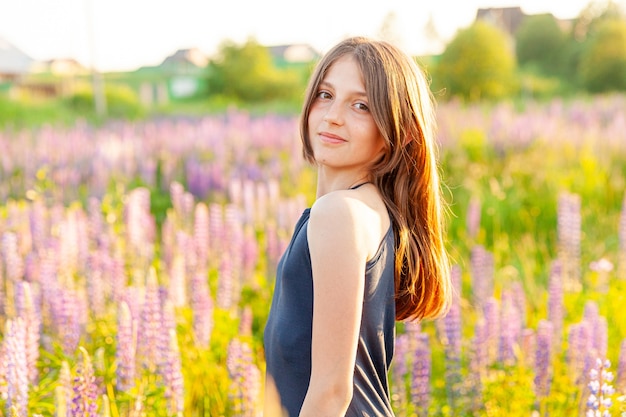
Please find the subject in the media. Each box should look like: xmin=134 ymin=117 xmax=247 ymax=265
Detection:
xmin=307 ymin=55 xmax=385 ymax=174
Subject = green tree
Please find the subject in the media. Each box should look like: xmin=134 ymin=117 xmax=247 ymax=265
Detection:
xmin=562 ymin=0 xmax=626 ymax=85
xmin=579 ymin=18 xmax=626 ymax=92
xmin=206 ymin=37 xmax=302 ymax=103
xmin=433 ymin=21 xmax=517 ymax=101
xmin=515 ymin=14 xmax=566 ymax=76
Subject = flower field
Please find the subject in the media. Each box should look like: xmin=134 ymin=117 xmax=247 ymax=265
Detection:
xmin=0 ymin=95 xmax=625 ymax=416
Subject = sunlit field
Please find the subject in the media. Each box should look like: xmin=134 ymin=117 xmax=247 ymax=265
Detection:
xmin=0 ymin=94 xmax=625 ymax=417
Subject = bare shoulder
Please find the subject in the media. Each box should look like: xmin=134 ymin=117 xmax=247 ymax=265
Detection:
xmin=308 ymin=187 xmax=389 ymax=259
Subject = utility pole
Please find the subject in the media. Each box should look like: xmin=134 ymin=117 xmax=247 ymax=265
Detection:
xmin=85 ymin=0 xmax=107 ymax=117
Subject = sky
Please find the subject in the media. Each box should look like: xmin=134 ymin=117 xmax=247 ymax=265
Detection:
xmin=0 ymin=0 xmax=615 ymax=72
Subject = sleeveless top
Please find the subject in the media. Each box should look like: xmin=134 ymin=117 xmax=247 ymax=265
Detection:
xmin=264 ymin=207 xmax=396 ymax=417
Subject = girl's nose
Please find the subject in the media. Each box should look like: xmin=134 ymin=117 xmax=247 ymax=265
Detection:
xmin=323 ymin=101 xmax=344 ymax=125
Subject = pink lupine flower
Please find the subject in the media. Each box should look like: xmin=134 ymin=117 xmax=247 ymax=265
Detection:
xmin=548 ymin=261 xmax=564 ymax=349
xmin=4 ymin=318 xmax=28 ymax=417
xmin=116 ymin=301 xmax=136 ymax=392
xmin=2 ymin=231 xmax=24 ymax=282
xmin=227 ymin=338 xmax=261 ymax=417
xmin=15 ymin=281 xmax=40 ymax=384
xmin=137 ymin=268 xmax=163 ymax=372
xmin=193 ymin=202 xmax=210 ymax=270
xmin=191 ymin=271 xmax=213 ymax=348
xmin=557 ymin=192 xmax=581 ymax=292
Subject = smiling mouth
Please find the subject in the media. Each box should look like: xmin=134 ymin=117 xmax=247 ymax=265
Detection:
xmin=319 ymin=132 xmax=346 ymax=144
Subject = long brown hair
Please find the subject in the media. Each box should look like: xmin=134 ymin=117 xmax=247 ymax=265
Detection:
xmin=300 ymin=37 xmax=451 ymax=321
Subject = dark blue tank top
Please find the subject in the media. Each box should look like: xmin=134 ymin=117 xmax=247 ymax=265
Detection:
xmin=264 ymin=208 xmax=396 ymax=417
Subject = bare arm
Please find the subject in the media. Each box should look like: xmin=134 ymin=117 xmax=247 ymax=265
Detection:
xmin=298 ymin=193 xmax=370 ymax=417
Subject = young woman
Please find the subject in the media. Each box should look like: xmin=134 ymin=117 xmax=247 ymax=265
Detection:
xmin=263 ymin=36 xmax=452 ymax=417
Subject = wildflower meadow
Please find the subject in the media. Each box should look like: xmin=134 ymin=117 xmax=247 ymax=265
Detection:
xmin=0 ymin=94 xmax=625 ymax=416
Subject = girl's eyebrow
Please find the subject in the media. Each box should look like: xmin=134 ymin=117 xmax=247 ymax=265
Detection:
xmin=319 ymin=80 xmax=368 ymax=98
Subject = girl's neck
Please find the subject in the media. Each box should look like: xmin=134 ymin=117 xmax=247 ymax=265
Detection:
xmin=315 ymin=168 xmax=372 ymax=198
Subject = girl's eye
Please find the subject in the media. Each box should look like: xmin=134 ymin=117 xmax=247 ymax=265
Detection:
xmin=317 ymin=90 xmax=332 ymax=100
xmin=355 ymin=102 xmax=369 ymax=111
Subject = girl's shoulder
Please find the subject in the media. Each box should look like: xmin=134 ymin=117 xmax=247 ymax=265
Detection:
xmin=309 ymin=186 xmax=390 ymax=259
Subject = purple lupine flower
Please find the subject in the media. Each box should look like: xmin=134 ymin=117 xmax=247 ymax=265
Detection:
xmin=227 ymin=338 xmax=261 ymax=417
xmin=28 ymin=199 xmax=49 ymax=254
xmin=191 ymin=271 xmax=213 ymax=348
xmin=71 ymin=347 xmax=98 ymax=417
xmin=557 ymin=192 xmax=581 ymax=292
xmin=548 ymin=260 xmax=564 ymax=349
xmin=616 ymin=339 xmax=626 ymax=394
xmin=224 ymin=204 xmax=244 ymax=293
xmin=116 ymin=301 xmax=136 ymax=392
xmin=86 ymin=251 xmax=107 ymax=318
xmin=15 ymin=281 xmax=41 ymax=385
xmin=466 ymin=196 xmax=481 ymax=240
xmin=159 ymin=300 xmax=177 ymax=370
xmin=391 ymin=333 xmax=409 ymax=411
xmin=441 ymin=265 xmax=462 ymax=411
xmin=209 ymin=203 xmax=225 ymax=260
xmin=193 ymin=202 xmax=210 ymax=271
xmin=470 ymin=245 xmax=494 ymax=309
xmin=442 ymin=266 xmax=462 ymax=358
xmin=483 ymin=297 xmax=500 ymax=366
xmin=471 ymin=319 xmax=488 ymax=372
xmin=583 ymin=301 xmax=608 ymax=360
xmin=410 ymin=332 xmax=431 ymax=416
xmin=217 ymin=255 xmax=234 ymax=310
xmin=585 ymin=358 xmax=616 ymax=417
xmin=2 ymin=231 xmax=25 ymax=282
xmin=568 ymin=321 xmax=593 ymax=386
xmin=137 ymin=268 xmax=163 ymax=372
xmin=534 ymin=320 xmax=554 ymax=399
xmin=4 ymin=318 xmax=28 ymax=417
xmin=50 ymin=286 xmax=83 ymax=356
xmin=163 ymin=329 xmax=185 ymax=416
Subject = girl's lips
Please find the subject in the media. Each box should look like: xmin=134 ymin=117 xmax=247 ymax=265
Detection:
xmin=318 ymin=132 xmax=346 ymax=144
